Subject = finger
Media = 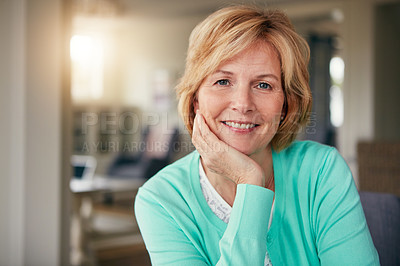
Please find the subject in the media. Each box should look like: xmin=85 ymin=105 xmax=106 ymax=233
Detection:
xmin=192 ymin=114 xmax=211 ymax=156
xmin=196 ymin=112 xmax=228 ymax=153
xmin=193 ymin=133 xmax=210 ymax=159
xmin=194 ymin=112 xmax=214 ymax=149
xmin=194 ymin=114 xmax=225 ymax=163
xmin=193 ymin=116 xmax=223 ymax=175
xmin=192 ymin=114 xmax=203 ymax=150
xmin=196 ymin=112 xmax=216 ymax=140
xmin=195 ymin=111 xmax=207 ymax=139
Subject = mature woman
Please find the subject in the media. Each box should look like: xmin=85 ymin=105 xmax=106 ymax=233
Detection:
xmin=135 ymin=5 xmax=379 ymax=265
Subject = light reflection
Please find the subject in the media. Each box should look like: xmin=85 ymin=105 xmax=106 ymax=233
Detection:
xmin=330 ymin=56 xmax=344 ymax=84
xmin=329 ymin=56 xmax=344 ymax=127
xmin=330 ymin=85 xmax=344 ymax=127
xmin=70 ymin=34 xmax=104 ymax=100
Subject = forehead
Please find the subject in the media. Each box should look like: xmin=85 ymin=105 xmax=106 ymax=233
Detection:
xmin=214 ymin=41 xmax=281 ymax=73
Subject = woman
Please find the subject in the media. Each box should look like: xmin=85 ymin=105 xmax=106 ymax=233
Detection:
xmin=135 ymin=5 xmax=379 ymax=265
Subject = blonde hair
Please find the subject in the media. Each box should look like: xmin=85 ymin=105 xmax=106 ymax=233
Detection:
xmin=176 ymin=5 xmax=312 ymax=151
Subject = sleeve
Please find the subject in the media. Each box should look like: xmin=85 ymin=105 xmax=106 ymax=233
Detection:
xmin=313 ymin=148 xmax=380 ymax=266
xmin=134 ymin=184 xmax=274 ymax=266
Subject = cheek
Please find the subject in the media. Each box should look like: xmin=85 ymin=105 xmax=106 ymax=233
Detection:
xmin=260 ymin=101 xmax=283 ymax=134
xmin=200 ymin=102 xmax=221 ymax=128
xmin=198 ymin=92 xmax=224 ymax=117
xmin=258 ymin=99 xmax=284 ymax=124
xmin=197 ymin=92 xmax=226 ymax=133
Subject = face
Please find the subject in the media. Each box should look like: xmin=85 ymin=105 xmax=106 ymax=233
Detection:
xmin=194 ymin=41 xmax=284 ymax=156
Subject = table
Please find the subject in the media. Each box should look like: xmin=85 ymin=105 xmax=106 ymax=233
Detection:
xmin=70 ymin=175 xmax=146 ymax=265
xmin=70 ymin=175 xmax=146 ymax=194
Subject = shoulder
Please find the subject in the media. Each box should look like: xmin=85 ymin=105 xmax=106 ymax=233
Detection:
xmin=136 ymin=150 xmax=199 ymax=203
xmin=278 ymin=140 xmax=338 ymax=168
xmin=282 ymin=140 xmax=334 ymax=155
xmin=276 ymin=141 xmax=352 ymax=188
xmin=134 ymin=151 xmax=200 ymax=227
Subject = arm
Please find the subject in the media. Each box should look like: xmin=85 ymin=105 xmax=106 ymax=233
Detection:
xmin=218 ymin=184 xmax=274 ymax=265
xmin=135 ymin=188 xmax=209 ymax=265
xmin=135 ymin=184 xmax=273 ymax=266
xmin=313 ymin=149 xmax=380 ymax=265
xmin=135 ymin=111 xmax=273 ymax=265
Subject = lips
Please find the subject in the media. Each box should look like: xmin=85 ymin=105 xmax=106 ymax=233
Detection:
xmin=222 ymin=121 xmax=259 ymax=129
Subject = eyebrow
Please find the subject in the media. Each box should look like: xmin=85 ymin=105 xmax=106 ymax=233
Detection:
xmin=214 ymin=70 xmax=234 ymax=76
xmin=213 ymin=69 xmax=280 ymax=81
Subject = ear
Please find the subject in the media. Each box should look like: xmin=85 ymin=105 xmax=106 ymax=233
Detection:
xmin=281 ymin=100 xmax=287 ymax=117
xmin=193 ymin=95 xmax=199 ymax=112
xmin=280 ymin=101 xmax=287 ymax=123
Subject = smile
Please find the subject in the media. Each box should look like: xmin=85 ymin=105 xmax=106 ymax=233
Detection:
xmin=222 ymin=121 xmax=258 ymax=129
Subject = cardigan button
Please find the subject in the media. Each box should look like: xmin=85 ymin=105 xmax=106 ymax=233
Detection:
xmin=267 ymin=235 xmax=272 ymax=243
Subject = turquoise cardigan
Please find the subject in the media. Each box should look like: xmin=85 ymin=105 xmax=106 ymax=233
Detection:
xmin=135 ymin=141 xmax=379 ymax=265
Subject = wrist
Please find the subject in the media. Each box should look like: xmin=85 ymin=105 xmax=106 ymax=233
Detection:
xmin=236 ymin=166 xmax=265 ymax=187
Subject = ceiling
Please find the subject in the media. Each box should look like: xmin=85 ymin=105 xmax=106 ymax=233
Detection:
xmin=72 ymin=0 xmax=345 ymax=37
xmin=73 ymin=0 xmax=329 ymax=18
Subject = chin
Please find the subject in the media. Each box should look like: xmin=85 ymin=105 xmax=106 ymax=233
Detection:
xmin=227 ymin=142 xmax=256 ymax=155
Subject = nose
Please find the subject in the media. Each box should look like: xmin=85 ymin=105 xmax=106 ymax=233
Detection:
xmin=230 ymin=84 xmax=255 ymax=113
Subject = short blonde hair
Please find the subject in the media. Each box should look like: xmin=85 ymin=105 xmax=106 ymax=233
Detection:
xmin=176 ymin=5 xmax=312 ymax=151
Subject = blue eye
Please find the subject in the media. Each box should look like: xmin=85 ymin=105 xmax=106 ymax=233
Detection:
xmin=216 ymin=79 xmax=230 ymax=86
xmin=258 ymin=82 xmax=271 ymax=90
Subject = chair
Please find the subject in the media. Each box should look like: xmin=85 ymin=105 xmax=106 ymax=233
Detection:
xmin=107 ymin=126 xmax=180 ymax=179
xmin=359 ymin=191 xmax=400 ymax=266
xmin=71 ymin=155 xmax=97 ymax=180
xmin=357 ymin=141 xmax=400 ymax=197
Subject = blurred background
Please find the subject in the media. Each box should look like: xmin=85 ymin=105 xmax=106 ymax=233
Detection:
xmin=1 ymin=0 xmax=399 ymax=265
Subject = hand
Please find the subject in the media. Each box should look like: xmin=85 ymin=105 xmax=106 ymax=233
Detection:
xmin=192 ymin=111 xmax=266 ymax=187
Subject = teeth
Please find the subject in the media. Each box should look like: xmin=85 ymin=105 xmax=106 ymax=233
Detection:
xmin=225 ymin=121 xmax=256 ymax=129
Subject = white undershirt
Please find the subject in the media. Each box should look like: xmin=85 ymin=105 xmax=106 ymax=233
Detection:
xmin=198 ymin=160 xmax=273 ymax=266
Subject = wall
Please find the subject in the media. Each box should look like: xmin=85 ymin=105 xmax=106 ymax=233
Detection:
xmin=70 ymin=14 xmax=205 ymax=111
xmin=374 ymin=2 xmax=400 ymax=140
xmin=0 ymin=0 xmax=64 ymax=265
xmin=339 ymin=0 xmax=375 ymax=182
xmin=0 ymin=0 xmax=26 ymax=264
xmin=0 ymin=0 xmax=16 ymax=264
xmin=120 ymin=15 xmax=204 ymax=111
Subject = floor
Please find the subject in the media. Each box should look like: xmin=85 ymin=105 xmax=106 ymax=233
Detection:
xmin=96 ymin=242 xmax=151 ymax=266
